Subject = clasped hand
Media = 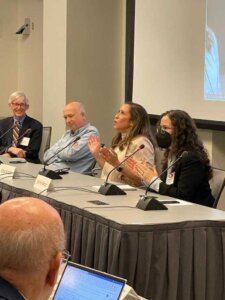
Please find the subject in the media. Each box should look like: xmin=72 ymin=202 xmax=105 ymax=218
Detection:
xmin=88 ymin=135 xmax=119 ymax=167
xmin=125 ymin=157 xmax=158 ymax=182
xmin=6 ymin=147 xmax=26 ymax=158
xmin=99 ymin=147 xmax=119 ymax=167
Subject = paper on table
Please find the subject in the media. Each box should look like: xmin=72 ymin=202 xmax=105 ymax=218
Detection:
xmin=160 ymin=199 xmax=193 ymax=206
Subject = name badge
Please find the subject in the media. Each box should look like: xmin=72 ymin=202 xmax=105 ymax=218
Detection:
xmin=20 ymin=137 xmax=30 ymax=146
xmin=166 ymin=172 xmax=175 ymax=185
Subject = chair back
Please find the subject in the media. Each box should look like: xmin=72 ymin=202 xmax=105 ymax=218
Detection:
xmin=39 ymin=126 xmax=52 ymax=163
xmin=154 ymin=147 xmax=164 ymax=173
xmin=83 ymin=159 xmax=97 ymax=176
xmin=210 ymin=167 xmax=225 ymax=208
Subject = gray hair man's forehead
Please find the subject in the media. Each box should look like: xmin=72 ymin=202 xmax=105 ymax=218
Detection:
xmin=8 ymin=91 xmax=29 ymax=105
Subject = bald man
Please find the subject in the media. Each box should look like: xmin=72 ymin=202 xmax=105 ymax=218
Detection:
xmin=43 ymin=101 xmax=99 ymax=174
xmin=0 ymin=197 xmax=65 ymax=300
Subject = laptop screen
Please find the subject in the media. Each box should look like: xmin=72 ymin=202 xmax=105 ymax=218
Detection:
xmin=53 ymin=262 xmax=126 ymax=300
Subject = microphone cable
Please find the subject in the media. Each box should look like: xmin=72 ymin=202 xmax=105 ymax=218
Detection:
xmin=37 ymin=186 xmax=100 ymax=196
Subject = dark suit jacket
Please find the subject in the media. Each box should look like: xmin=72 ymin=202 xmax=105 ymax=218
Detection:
xmin=0 ymin=277 xmax=25 ymax=300
xmin=159 ymin=151 xmax=214 ymax=207
xmin=0 ymin=115 xmax=43 ymax=163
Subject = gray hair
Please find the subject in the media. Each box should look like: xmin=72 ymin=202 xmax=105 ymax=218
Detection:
xmin=0 ymin=218 xmax=65 ymax=273
xmin=77 ymin=102 xmax=86 ymax=114
xmin=67 ymin=101 xmax=86 ymax=114
xmin=8 ymin=91 xmax=29 ymax=105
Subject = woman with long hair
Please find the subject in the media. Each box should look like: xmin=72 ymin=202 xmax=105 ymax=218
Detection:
xmin=88 ymin=102 xmax=155 ymax=186
xmin=127 ymin=110 xmax=214 ymax=206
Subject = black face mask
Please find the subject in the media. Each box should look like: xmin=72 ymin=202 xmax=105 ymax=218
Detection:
xmin=155 ymin=130 xmax=172 ymax=149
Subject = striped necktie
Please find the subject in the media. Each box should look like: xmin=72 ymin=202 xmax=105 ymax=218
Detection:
xmin=12 ymin=121 xmax=20 ymax=146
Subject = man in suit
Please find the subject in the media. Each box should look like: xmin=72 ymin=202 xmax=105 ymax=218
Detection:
xmin=0 ymin=91 xmax=43 ymax=163
xmin=0 ymin=197 xmax=65 ymax=300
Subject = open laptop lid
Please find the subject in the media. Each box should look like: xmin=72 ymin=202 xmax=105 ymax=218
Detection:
xmin=53 ymin=261 xmax=127 ymax=300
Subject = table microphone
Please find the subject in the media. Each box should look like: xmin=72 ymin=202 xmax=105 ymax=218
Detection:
xmin=39 ymin=136 xmax=81 ymax=180
xmin=18 ymin=128 xmax=32 ymax=140
xmin=0 ymin=124 xmax=16 ymax=140
xmin=98 ymin=144 xmax=145 ymax=196
xmin=136 ymin=151 xmax=189 ymax=210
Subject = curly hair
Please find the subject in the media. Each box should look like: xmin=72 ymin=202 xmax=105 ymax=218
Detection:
xmin=111 ymin=102 xmax=155 ymax=150
xmin=160 ymin=110 xmax=212 ymax=179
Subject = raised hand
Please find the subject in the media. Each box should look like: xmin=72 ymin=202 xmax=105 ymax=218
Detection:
xmin=100 ymin=147 xmax=119 ymax=167
xmin=88 ymin=135 xmax=101 ymax=156
xmin=136 ymin=163 xmax=158 ymax=182
xmin=125 ymin=157 xmax=158 ymax=182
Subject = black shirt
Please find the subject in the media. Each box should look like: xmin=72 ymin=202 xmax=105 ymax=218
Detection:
xmin=0 ymin=277 xmax=25 ymax=300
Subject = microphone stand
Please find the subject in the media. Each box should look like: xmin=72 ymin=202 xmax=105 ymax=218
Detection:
xmin=136 ymin=151 xmax=188 ymax=210
xmin=98 ymin=145 xmax=145 ymax=196
xmin=0 ymin=124 xmax=16 ymax=140
xmin=39 ymin=136 xmax=80 ymax=180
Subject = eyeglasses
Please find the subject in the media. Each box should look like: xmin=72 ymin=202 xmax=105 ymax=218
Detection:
xmin=58 ymin=250 xmax=70 ymax=276
xmin=61 ymin=249 xmax=70 ymax=264
xmin=11 ymin=102 xmax=27 ymax=108
xmin=156 ymin=125 xmax=173 ymax=133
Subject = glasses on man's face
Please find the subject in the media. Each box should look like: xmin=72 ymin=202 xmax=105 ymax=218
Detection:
xmin=59 ymin=250 xmax=70 ymax=275
xmin=11 ymin=102 xmax=26 ymax=108
xmin=61 ymin=249 xmax=70 ymax=264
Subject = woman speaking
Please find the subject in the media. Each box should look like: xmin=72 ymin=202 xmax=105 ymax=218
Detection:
xmin=88 ymin=102 xmax=155 ymax=187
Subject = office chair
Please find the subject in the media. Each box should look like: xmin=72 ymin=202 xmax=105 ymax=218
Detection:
xmin=210 ymin=167 xmax=225 ymax=208
xmin=39 ymin=126 xmax=52 ymax=163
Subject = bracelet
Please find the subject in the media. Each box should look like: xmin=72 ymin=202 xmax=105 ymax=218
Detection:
xmin=116 ymin=166 xmax=123 ymax=172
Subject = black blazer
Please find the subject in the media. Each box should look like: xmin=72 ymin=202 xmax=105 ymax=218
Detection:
xmin=0 ymin=116 xmax=43 ymax=163
xmin=0 ymin=277 xmax=25 ymax=300
xmin=159 ymin=151 xmax=214 ymax=207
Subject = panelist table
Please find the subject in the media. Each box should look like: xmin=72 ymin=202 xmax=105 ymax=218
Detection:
xmin=0 ymin=157 xmax=225 ymax=300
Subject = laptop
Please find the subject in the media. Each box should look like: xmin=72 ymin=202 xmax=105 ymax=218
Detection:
xmin=53 ymin=261 xmax=127 ymax=300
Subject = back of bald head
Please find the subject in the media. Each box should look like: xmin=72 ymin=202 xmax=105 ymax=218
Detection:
xmin=0 ymin=197 xmax=65 ymax=273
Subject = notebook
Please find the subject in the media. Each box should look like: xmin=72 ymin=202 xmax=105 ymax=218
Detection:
xmin=53 ymin=261 xmax=127 ymax=300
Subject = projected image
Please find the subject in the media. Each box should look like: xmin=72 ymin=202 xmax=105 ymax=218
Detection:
xmin=204 ymin=0 xmax=225 ymax=100
xmin=204 ymin=26 xmax=221 ymax=98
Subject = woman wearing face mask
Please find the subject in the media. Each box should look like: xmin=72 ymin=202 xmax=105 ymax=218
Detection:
xmin=88 ymin=102 xmax=155 ymax=186
xmin=127 ymin=110 xmax=214 ymax=207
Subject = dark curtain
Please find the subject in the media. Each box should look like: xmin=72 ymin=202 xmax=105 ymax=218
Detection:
xmin=125 ymin=0 xmax=135 ymax=102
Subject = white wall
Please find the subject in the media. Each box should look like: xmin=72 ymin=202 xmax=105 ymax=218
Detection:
xmin=43 ymin=0 xmax=67 ymax=143
xmin=43 ymin=0 xmax=125 ymax=145
xmin=0 ymin=0 xmax=43 ymax=121
xmin=0 ymin=0 xmax=18 ymax=115
xmin=66 ymin=0 xmax=125 ymax=146
xmin=17 ymin=0 xmax=43 ymax=121
xmin=0 ymin=0 xmax=125 ymax=146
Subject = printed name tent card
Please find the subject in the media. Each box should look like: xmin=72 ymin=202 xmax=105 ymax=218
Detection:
xmin=0 ymin=164 xmax=16 ymax=178
xmin=33 ymin=174 xmax=55 ymax=193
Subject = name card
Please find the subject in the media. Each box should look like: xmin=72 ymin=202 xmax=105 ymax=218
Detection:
xmin=33 ymin=174 xmax=55 ymax=193
xmin=0 ymin=164 xmax=16 ymax=178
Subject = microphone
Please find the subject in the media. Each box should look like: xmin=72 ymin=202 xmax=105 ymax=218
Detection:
xmin=39 ymin=136 xmax=81 ymax=180
xmin=136 ymin=151 xmax=189 ymax=210
xmin=98 ymin=144 xmax=145 ymax=196
xmin=17 ymin=128 xmax=32 ymax=142
xmin=0 ymin=124 xmax=16 ymax=140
